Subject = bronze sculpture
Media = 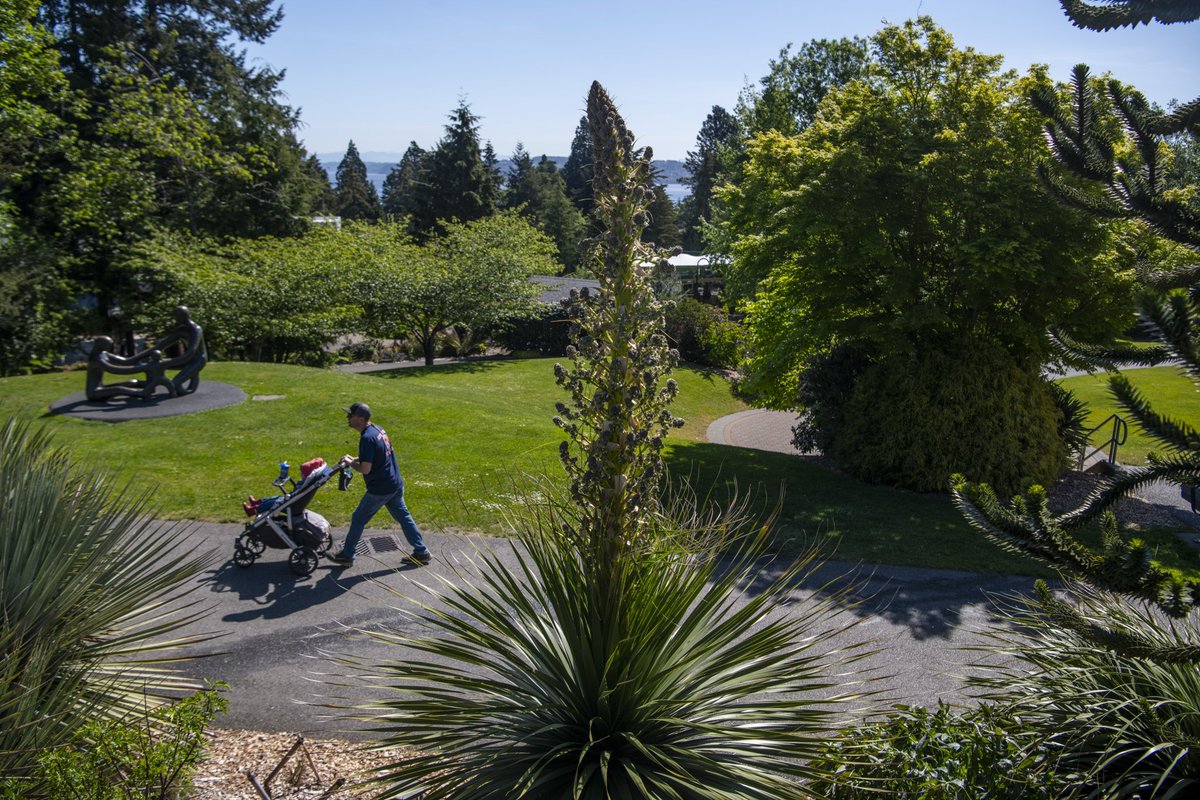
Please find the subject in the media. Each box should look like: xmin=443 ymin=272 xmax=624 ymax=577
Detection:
xmin=85 ymin=306 xmax=207 ymax=401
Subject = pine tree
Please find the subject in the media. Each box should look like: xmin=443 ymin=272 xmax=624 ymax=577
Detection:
xmin=502 ymin=147 xmax=585 ymax=270
xmin=953 ymin=0 xmax=1200 ymax=671
xmin=304 ymin=154 xmax=336 ymax=214
xmin=381 ymin=141 xmax=429 ymax=224
xmin=643 ymin=183 xmax=682 ymax=250
xmin=413 ymin=100 xmax=495 ymax=234
xmin=681 ymin=105 xmax=738 ymax=251
xmin=334 ymin=140 xmax=381 ymax=222
xmin=562 ymin=116 xmax=594 ymax=214
xmin=502 ymin=143 xmax=536 ymax=210
xmin=481 ymin=140 xmax=502 ymax=212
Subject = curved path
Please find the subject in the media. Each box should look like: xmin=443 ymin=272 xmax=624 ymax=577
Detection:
xmin=706 ymin=408 xmax=805 ymax=454
xmin=706 ymin=407 xmax=1199 ymax=527
xmin=169 ymin=522 xmax=1034 ymax=738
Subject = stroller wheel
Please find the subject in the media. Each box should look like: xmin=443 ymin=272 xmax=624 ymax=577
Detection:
xmin=233 ymin=545 xmax=256 ymax=568
xmin=316 ymin=531 xmax=333 ymax=556
xmin=237 ymin=532 xmax=266 ymax=555
xmin=288 ymin=546 xmax=318 ymax=577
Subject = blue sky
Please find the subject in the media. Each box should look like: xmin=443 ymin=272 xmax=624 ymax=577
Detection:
xmin=244 ymin=0 xmax=1199 ymax=161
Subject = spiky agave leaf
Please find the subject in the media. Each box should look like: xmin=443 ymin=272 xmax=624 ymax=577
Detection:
xmin=0 ymin=418 xmax=218 ymax=781
xmin=971 ymin=581 xmax=1200 ymax=797
xmin=341 ymin=500 xmax=873 ymax=800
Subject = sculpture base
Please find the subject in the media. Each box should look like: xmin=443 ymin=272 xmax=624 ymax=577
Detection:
xmin=49 ymin=381 xmax=247 ymax=422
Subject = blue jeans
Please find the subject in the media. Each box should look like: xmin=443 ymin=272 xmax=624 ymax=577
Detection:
xmin=339 ymin=480 xmax=427 ymax=560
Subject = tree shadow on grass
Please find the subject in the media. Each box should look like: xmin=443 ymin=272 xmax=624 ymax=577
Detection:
xmin=667 ymin=441 xmax=1044 ymax=640
xmin=368 ymin=358 xmax=509 ymax=380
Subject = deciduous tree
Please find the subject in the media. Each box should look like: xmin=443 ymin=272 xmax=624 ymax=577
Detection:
xmin=719 ymin=17 xmax=1132 ymax=491
xmin=3 ymin=0 xmax=324 ymax=362
xmin=358 ymin=213 xmax=555 ymax=364
xmin=736 ymin=36 xmax=869 ymax=139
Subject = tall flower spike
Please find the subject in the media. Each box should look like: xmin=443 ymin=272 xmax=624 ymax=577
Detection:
xmin=553 ymin=82 xmax=683 ymax=568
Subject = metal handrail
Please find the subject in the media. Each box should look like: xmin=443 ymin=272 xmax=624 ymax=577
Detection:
xmin=1076 ymin=413 xmax=1128 ymax=470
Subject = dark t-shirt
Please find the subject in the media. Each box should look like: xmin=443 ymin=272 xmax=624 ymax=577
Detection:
xmin=359 ymin=423 xmax=402 ymax=495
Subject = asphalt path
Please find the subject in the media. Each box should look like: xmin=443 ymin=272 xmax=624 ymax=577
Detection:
xmin=166 ymin=519 xmax=1040 ymax=739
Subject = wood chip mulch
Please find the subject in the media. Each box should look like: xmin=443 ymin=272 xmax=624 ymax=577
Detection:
xmin=1046 ymin=469 xmax=1183 ymax=530
xmin=189 ymin=728 xmax=417 ymax=799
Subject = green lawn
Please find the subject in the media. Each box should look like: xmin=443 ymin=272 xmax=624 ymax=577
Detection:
xmin=1 ymin=358 xmax=1194 ymax=578
xmin=1057 ymin=366 xmax=1198 ymax=465
xmin=0 ymin=359 xmax=742 ymax=533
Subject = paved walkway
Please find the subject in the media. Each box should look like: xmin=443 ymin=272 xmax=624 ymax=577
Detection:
xmin=706 ymin=408 xmax=1200 ymax=530
xmin=706 ymin=408 xmax=807 ymax=455
xmin=170 ymin=521 xmax=1037 ymax=737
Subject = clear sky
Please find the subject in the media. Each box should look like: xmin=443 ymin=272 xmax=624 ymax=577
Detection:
xmin=243 ymin=0 xmax=1199 ymax=161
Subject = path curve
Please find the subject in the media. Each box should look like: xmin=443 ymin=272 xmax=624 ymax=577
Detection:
xmin=706 ymin=408 xmax=807 ymax=454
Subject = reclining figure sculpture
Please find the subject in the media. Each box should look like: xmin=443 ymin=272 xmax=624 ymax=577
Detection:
xmin=85 ymin=306 xmax=208 ymax=401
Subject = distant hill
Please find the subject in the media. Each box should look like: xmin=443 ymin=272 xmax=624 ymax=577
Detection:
xmin=317 ymin=155 xmax=689 ymax=200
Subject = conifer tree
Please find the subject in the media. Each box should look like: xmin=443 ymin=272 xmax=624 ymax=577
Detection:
xmin=413 ymin=100 xmax=495 ymax=234
xmin=562 ymin=115 xmax=595 ymax=214
xmin=954 ymin=2 xmax=1199 ymax=623
xmin=481 ymin=140 xmax=502 ymax=212
xmin=533 ymin=157 xmax=586 ymax=271
xmin=381 ymin=141 xmax=429 ymax=225
xmin=1058 ymin=0 xmax=1200 ymax=28
xmin=334 ymin=140 xmax=381 ymax=222
xmin=502 ymin=143 xmax=535 ymax=210
xmin=502 ymin=145 xmax=585 ymax=270
xmin=680 ymin=105 xmax=738 ymax=251
xmin=304 ymin=153 xmax=336 ymax=214
xmin=643 ymin=183 xmax=682 ymax=250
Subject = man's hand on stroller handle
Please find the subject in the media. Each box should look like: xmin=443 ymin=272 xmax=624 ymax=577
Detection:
xmin=339 ymin=454 xmax=372 ymax=475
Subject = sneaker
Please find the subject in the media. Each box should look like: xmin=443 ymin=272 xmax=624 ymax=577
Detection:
xmin=405 ymin=550 xmax=432 ymax=566
xmin=326 ymin=551 xmax=354 ymax=566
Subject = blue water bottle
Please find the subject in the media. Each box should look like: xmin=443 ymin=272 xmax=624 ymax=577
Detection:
xmin=277 ymin=460 xmax=290 ymax=482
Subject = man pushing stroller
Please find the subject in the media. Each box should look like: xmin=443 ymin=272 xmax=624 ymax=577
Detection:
xmin=328 ymin=402 xmax=433 ymax=567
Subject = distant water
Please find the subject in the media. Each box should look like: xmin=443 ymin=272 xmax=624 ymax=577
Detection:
xmin=664 ymin=184 xmax=690 ymax=203
xmin=343 ymin=164 xmax=690 ymax=205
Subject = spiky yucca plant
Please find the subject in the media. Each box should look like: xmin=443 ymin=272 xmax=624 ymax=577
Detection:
xmin=346 ymin=82 xmax=871 ymax=800
xmin=0 ymin=418 xmax=216 ymax=790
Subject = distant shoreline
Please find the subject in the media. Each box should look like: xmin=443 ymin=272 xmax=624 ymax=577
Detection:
xmin=318 ymin=154 xmax=691 ymax=202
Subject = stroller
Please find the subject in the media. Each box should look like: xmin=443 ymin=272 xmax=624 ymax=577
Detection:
xmin=233 ymin=458 xmax=341 ymax=576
